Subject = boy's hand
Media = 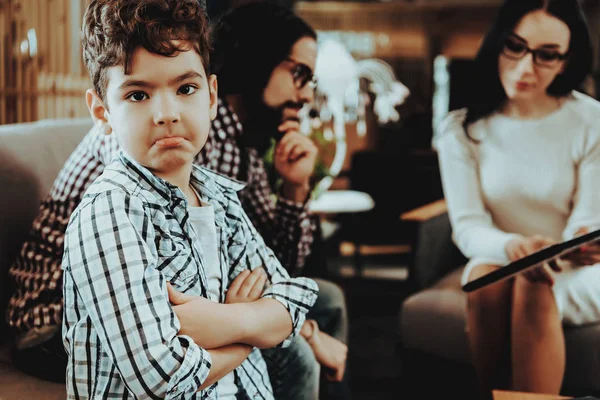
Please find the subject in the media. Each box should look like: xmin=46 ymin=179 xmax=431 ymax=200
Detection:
xmin=226 ymin=268 xmax=268 ymax=304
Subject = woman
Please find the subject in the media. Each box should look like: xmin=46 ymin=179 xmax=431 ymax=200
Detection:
xmin=436 ymin=0 xmax=600 ymax=397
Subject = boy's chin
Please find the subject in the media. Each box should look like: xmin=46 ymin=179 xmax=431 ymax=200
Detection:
xmin=145 ymin=153 xmax=194 ymax=173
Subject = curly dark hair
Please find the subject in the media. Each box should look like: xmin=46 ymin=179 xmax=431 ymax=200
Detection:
xmin=82 ymin=0 xmax=211 ymax=102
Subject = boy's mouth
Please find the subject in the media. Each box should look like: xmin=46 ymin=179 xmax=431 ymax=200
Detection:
xmin=155 ymin=137 xmax=185 ymax=148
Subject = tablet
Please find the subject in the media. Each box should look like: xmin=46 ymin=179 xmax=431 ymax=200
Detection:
xmin=462 ymin=228 xmax=600 ymax=293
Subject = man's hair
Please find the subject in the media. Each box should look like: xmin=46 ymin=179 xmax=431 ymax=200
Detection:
xmin=211 ymin=1 xmax=316 ymax=98
xmin=82 ymin=0 xmax=211 ymax=102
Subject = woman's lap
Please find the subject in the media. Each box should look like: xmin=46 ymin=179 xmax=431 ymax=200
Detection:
xmin=463 ymin=258 xmax=600 ymax=326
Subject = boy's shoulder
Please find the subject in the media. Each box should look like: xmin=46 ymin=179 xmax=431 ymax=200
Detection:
xmin=76 ymin=158 xmax=159 ymax=215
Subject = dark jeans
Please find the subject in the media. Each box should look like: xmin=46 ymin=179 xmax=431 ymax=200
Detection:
xmin=12 ymin=332 xmax=67 ymax=384
xmin=262 ymin=278 xmax=351 ymax=400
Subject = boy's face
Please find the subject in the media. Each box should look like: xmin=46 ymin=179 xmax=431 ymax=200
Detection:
xmin=87 ymin=42 xmax=217 ymax=178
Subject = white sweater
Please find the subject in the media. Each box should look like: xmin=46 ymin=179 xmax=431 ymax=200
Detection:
xmin=435 ymin=92 xmax=600 ymax=265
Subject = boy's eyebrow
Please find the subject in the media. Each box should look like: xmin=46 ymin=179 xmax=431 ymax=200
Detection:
xmin=510 ymin=32 xmax=561 ymax=49
xmin=167 ymin=71 xmax=204 ymax=85
xmin=118 ymin=71 xmax=204 ymax=91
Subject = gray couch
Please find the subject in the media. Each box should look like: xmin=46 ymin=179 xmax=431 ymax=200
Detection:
xmin=399 ymin=201 xmax=600 ymax=398
xmin=0 ymin=117 xmax=93 ymax=399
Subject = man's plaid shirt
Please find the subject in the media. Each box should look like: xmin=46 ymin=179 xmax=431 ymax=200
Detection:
xmin=7 ymin=98 xmax=316 ymax=333
xmin=62 ymin=152 xmax=318 ymax=399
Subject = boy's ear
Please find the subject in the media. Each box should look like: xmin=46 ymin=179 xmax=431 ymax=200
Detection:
xmin=86 ymin=89 xmax=112 ymax=135
xmin=208 ymin=74 xmax=218 ymax=121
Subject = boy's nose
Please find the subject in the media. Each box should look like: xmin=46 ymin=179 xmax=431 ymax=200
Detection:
xmin=154 ymin=110 xmax=180 ymax=125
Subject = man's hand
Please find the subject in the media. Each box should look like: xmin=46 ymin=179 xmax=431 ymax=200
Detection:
xmin=309 ymin=331 xmax=348 ymax=382
xmin=226 ymin=268 xmax=268 ymax=304
xmin=274 ymin=123 xmax=318 ymax=196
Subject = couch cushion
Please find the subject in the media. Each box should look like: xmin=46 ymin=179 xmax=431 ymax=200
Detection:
xmin=400 ymin=267 xmax=471 ymax=363
xmin=0 ymin=344 xmax=65 ymax=399
xmin=0 ymin=118 xmax=92 ymax=336
xmin=400 ymin=266 xmax=600 ymax=392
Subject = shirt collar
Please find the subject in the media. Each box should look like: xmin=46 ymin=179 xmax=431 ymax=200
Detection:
xmin=117 ymin=151 xmax=246 ymax=228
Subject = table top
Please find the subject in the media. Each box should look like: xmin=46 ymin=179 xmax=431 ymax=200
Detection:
xmin=309 ymin=190 xmax=375 ymax=214
xmin=493 ymin=390 xmax=572 ymax=400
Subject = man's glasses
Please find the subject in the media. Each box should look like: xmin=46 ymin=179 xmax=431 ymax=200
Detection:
xmin=285 ymin=58 xmax=317 ymax=89
xmin=501 ymin=34 xmax=569 ymax=68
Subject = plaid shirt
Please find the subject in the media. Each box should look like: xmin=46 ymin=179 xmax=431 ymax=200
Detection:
xmin=7 ymin=98 xmax=316 ymax=334
xmin=62 ymin=152 xmax=318 ymax=399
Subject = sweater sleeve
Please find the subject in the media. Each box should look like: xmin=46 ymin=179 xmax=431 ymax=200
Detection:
xmin=562 ymin=126 xmax=600 ymax=240
xmin=436 ymin=111 xmax=522 ymax=262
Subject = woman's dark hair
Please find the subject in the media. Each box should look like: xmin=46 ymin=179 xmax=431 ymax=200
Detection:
xmin=210 ymin=1 xmax=316 ymax=98
xmin=463 ymin=0 xmax=592 ymax=138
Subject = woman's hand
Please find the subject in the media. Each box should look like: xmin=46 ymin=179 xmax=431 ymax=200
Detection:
xmin=560 ymin=226 xmax=600 ymax=266
xmin=505 ymin=235 xmax=559 ymax=285
xmin=505 ymin=235 xmax=557 ymax=262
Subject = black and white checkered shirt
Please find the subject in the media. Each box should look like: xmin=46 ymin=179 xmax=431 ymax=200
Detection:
xmin=7 ymin=98 xmax=316 ymax=334
xmin=62 ymin=152 xmax=318 ymax=399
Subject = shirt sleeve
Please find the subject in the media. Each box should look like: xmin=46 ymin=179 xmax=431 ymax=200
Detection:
xmin=562 ymin=127 xmax=600 ymax=240
xmin=436 ymin=112 xmax=521 ymax=262
xmin=63 ymin=190 xmax=213 ymax=399
xmin=239 ymin=149 xmax=316 ymax=277
xmin=227 ymin=201 xmax=319 ymax=348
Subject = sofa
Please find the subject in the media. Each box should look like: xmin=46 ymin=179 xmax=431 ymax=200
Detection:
xmin=0 ymin=117 xmax=93 ymax=399
xmin=398 ymin=201 xmax=600 ymax=398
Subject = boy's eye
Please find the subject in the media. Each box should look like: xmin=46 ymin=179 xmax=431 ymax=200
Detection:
xmin=127 ymin=92 xmax=148 ymax=102
xmin=178 ymin=84 xmax=197 ymax=95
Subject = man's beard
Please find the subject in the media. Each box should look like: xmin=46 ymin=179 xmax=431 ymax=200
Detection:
xmin=242 ymin=97 xmax=303 ymax=155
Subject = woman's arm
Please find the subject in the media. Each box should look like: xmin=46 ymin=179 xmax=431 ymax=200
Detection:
xmin=436 ymin=112 xmax=522 ymax=261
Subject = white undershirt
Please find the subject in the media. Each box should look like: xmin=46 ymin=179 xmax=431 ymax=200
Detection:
xmin=188 ymin=191 xmax=237 ymax=398
xmin=435 ymin=92 xmax=600 ymax=264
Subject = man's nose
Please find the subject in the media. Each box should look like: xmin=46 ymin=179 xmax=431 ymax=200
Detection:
xmin=298 ymin=83 xmax=315 ymax=104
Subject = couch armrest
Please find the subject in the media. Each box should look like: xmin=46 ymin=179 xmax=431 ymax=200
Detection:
xmin=401 ymin=200 xmax=467 ymax=289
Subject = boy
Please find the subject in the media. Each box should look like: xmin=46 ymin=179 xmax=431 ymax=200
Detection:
xmin=62 ymin=0 xmax=318 ymax=398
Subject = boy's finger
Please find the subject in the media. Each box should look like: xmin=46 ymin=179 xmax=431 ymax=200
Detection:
xmin=228 ymin=269 xmax=251 ymax=297
xmin=166 ymin=282 xmax=196 ymax=305
xmin=248 ymin=272 xmax=267 ymax=300
xmin=238 ymin=268 xmax=263 ymax=297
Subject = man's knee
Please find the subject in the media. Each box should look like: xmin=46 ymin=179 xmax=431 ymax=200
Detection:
xmin=313 ymin=279 xmax=347 ymax=313
xmin=262 ymin=336 xmax=320 ymax=399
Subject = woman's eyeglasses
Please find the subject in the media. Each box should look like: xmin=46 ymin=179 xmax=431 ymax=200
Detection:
xmin=501 ymin=34 xmax=569 ymax=68
xmin=285 ymin=58 xmax=318 ymax=89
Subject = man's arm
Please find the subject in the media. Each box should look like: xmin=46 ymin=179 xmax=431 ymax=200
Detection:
xmin=240 ymin=148 xmax=317 ymax=276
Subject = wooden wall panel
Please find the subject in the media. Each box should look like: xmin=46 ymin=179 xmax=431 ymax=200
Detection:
xmin=0 ymin=0 xmax=90 ymax=124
